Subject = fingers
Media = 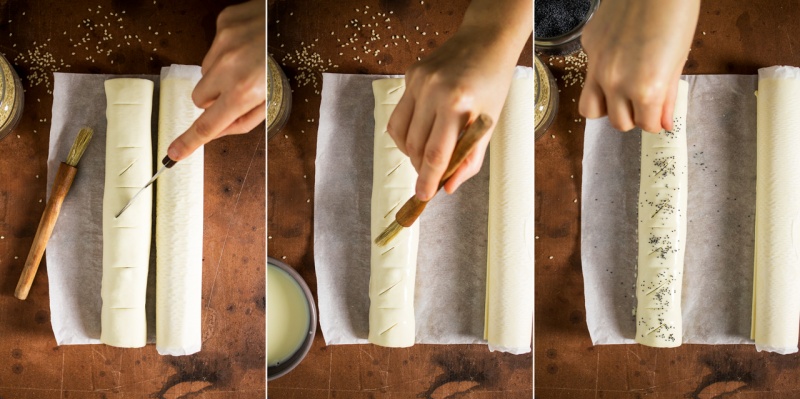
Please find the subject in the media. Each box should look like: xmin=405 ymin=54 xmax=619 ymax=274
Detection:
xmin=203 ymin=1 xmax=256 ymax=74
xmin=607 ymin=95 xmax=635 ymax=132
xmin=404 ymin=104 xmax=435 ymax=173
xmin=217 ymin=101 xmax=266 ymax=137
xmin=442 ymin=131 xmax=490 ymax=194
xmin=579 ymin=76 xmax=607 ymax=120
xmin=387 ymin=91 xmax=415 ymax=155
xmin=415 ymin=111 xmax=464 ymax=201
xmin=661 ymin=75 xmax=681 ymax=131
xmin=168 ymin=95 xmax=241 ymax=161
xmin=582 ymin=61 xmax=685 ymax=134
xmin=632 ymin=90 xmax=665 ymax=134
xmin=193 ymin=62 xmax=224 ymax=109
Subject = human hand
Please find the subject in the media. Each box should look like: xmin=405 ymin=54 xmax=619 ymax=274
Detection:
xmin=168 ymin=0 xmax=266 ymax=161
xmin=388 ymin=0 xmax=531 ymax=201
xmin=579 ymin=0 xmax=699 ymax=133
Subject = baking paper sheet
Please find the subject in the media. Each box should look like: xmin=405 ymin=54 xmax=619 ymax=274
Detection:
xmin=581 ymin=74 xmax=758 ymax=345
xmin=314 ymin=73 xmax=493 ymax=345
xmin=47 ymin=72 xmax=160 ymax=345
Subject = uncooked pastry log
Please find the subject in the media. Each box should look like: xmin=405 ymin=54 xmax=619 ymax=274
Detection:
xmin=752 ymin=66 xmax=800 ymax=354
xmin=156 ymin=65 xmax=204 ymax=356
xmin=635 ymin=79 xmax=689 ymax=348
xmin=485 ymin=68 xmax=535 ymax=354
xmin=368 ymin=78 xmax=419 ymax=347
xmin=101 ymin=78 xmax=154 ymax=348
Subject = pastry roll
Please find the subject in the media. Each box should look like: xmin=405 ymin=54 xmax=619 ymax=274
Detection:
xmin=635 ymin=79 xmax=689 ymax=348
xmin=752 ymin=66 xmax=800 ymax=354
xmin=101 ymin=78 xmax=154 ymax=348
xmin=156 ymin=65 xmax=204 ymax=356
xmin=368 ymin=78 xmax=419 ymax=348
xmin=485 ymin=67 xmax=535 ymax=354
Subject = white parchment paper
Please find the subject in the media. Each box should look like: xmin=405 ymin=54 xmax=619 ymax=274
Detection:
xmin=314 ymin=73 xmax=492 ymax=345
xmin=581 ymin=74 xmax=758 ymax=345
xmin=47 ymin=72 xmax=159 ymax=345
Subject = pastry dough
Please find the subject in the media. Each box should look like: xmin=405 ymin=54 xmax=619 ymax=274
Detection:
xmin=101 ymin=78 xmax=154 ymax=348
xmin=485 ymin=67 xmax=535 ymax=354
xmin=368 ymin=78 xmax=419 ymax=348
xmin=635 ymin=79 xmax=688 ymax=348
xmin=752 ymin=66 xmax=800 ymax=354
xmin=156 ymin=65 xmax=204 ymax=356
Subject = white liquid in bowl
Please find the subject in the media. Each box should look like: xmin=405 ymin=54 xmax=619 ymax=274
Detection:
xmin=267 ymin=264 xmax=311 ymax=366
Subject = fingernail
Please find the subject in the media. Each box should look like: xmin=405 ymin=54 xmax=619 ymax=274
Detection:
xmin=168 ymin=146 xmax=181 ymax=161
xmin=416 ymin=187 xmax=429 ymax=201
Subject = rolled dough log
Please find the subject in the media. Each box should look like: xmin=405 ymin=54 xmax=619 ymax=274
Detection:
xmin=485 ymin=68 xmax=535 ymax=354
xmin=752 ymin=66 xmax=800 ymax=354
xmin=368 ymin=78 xmax=419 ymax=348
xmin=635 ymin=79 xmax=689 ymax=348
xmin=156 ymin=65 xmax=204 ymax=356
xmin=101 ymin=78 xmax=154 ymax=348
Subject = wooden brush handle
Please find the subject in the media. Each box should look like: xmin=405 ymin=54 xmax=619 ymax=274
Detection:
xmin=438 ymin=113 xmax=492 ymax=189
xmin=395 ymin=113 xmax=493 ymax=227
xmin=15 ymin=163 xmax=77 ymax=300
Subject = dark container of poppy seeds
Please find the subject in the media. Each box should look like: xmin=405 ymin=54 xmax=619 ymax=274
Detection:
xmin=535 ymin=0 xmax=599 ymax=55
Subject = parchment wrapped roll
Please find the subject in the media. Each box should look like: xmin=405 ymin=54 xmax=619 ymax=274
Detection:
xmin=752 ymin=66 xmax=800 ymax=354
xmin=635 ymin=79 xmax=689 ymax=348
xmin=485 ymin=67 xmax=535 ymax=354
xmin=368 ymin=78 xmax=419 ymax=347
xmin=101 ymin=78 xmax=154 ymax=348
xmin=156 ymin=65 xmax=204 ymax=356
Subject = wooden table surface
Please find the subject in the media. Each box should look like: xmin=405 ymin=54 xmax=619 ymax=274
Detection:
xmin=267 ymin=0 xmax=533 ymax=397
xmin=536 ymin=1 xmax=800 ymax=397
xmin=0 ymin=1 xmax=265 ymax=398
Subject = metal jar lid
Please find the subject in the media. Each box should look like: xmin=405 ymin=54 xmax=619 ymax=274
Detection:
xmin=0 ymin=54 xmax=23 ymax=142
xmin=267 ymin=55 xmax=291 ymax=140
xmin=535 ymin=55 xmax=558 ymax=140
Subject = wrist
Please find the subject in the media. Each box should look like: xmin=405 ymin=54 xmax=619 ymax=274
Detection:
xmin=457 ymin=7 xmax=530 ymax=65
xmin=453 ymin=22 xmax=528 ymax=66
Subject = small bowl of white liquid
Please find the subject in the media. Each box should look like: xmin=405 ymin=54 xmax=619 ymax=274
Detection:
xmin=267 ymin=257 xmax=317 ymax=380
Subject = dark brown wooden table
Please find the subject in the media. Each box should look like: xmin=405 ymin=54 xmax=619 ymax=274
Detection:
xmin=0 ymin=1 xmax=265 ymax=397
xmin=267 ymin=0 xmax=533 ymax=396
xmin=536 ymin=1 xmax=800 ymax=397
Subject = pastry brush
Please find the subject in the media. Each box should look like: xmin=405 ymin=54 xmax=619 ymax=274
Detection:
xmin=375 ymin=113 xmax=493 ymax=247
xmin=15 ymin=127 xmax=93 ymax=300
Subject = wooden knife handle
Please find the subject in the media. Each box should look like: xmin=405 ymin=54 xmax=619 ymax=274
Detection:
xmin=395 ymin=113 xmax=493 ymax=227
xmin=15 ymin=162 xmax=77 ymax=300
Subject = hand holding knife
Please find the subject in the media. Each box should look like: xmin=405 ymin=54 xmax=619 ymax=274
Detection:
xmin=115 ymin=155 xmax=177 ymax=218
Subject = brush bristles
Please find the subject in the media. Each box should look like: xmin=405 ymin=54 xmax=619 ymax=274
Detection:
xmin=66 ymin=127 xmax=94 ymax=167
xmin=374 ymin=220 xmax=404 ymax=247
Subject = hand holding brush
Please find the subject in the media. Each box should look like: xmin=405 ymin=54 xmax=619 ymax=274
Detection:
xmin=375 ymin=114 xmax=492 ymax=247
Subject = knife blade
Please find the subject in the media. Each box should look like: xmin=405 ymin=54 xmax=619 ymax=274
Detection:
xmin=115 ymin=155 xmax=177 ymax=218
